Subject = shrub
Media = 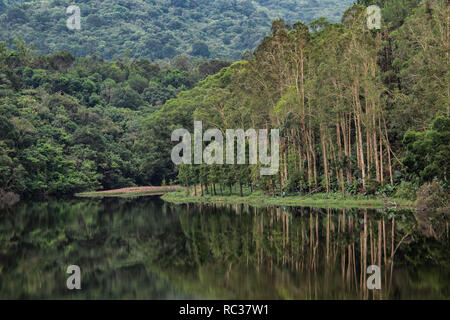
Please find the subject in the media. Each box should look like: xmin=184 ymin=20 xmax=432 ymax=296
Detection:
xmin=345 ymin=179 xmax=363 ymax=195
xmin=395 ymin=181 xmax=418 ymax=201
xmin=376 ymin=183 xmax=395 ymax=197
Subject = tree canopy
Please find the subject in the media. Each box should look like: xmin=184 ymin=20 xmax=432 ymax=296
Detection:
xmin=0 ymin=0 xmax=353 ymax=61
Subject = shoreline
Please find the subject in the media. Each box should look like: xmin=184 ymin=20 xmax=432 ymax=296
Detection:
xmin=161 ymin=192 xmax=415 ymax=209
xmin=74 ymin=186 xmax=415 ymax=210
xmin=75 ymin=186 xmax=183 ymax=198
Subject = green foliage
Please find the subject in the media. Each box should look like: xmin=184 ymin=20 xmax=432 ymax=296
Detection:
xmin=357 ymin=0 xmax=422 ymax=28
xmin=191 ymin=42 xmax=210 ymax=58
xmin=395 ymin=181 xmax=418 ymax=201
xmin=0 ymin=0 xmax=353 ymax=60
xmin=1 ymin=1 xmax=447 ymax=199
xmin=389 ymin=2 xmax=449 ymax=133
xmin=403 ymin=116 xmax=449 ymax=184
xmin=110 ymin=86 xmax=142 ymax=109
xmin=0 ymin=42 xmax=208 ymax=196
xmin=138 ymin=64 xmax=238 ymax=185
xmin=164 ymin=1 xmax=448 ymax=199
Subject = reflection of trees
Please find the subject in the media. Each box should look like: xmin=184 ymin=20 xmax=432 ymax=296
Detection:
xmin=415 ymin=208 xmax=450 ymax=243
xmin=0 ymin=199 xmax=448 ymax=299
xmin=0 ymin=198 xmax=194 ymax=299
xmin=176 ymin=204 xmax=449 ymax=300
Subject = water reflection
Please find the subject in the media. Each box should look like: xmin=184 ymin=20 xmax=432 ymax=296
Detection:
xmin=0 ymin=198 xmax=448 ymax=299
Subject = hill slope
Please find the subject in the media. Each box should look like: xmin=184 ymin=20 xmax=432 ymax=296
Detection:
xmin=0 ymin=0 xmax=353 ymax=60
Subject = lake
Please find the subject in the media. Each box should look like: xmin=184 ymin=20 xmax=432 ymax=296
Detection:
xmin=0 ymin=197 xmax=448 ymax=299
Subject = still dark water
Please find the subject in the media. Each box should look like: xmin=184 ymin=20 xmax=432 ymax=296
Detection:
xmin=0 ymin=197 xmax=448 ymax=300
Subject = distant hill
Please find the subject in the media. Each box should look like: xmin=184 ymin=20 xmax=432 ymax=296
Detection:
xmin=0 ymin=0 xmax=353 ymax=60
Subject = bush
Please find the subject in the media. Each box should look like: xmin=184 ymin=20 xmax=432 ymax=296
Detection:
xmin=345 ymin=179 xmax=363 ymax=195
xmin=395 ymin=181 xmax=418 ymax=201
xmin=376 ymin=183 xmax=395 ymax=197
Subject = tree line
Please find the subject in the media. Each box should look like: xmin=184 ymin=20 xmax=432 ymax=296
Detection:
xmin=0 ymin=0 xmax=448 ymax=202
xmin=144 ymin=0 xmax=448 ymax=200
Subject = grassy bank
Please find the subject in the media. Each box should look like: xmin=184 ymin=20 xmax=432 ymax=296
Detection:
xmin=76 ymin=186 xmax=183 ymax=198
xmin=162 ymin=191 xmax=414 ymax=209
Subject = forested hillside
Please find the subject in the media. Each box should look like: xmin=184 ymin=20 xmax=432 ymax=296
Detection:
xmin=143 ymin=0 xmax=449 ymax=200
xmin=0 ymin=0 xmax=448 ymax=202
xmin=0 ymin=42 xmax=230 ymax=195
xmin=0 ymin=0 xmax=352 ymax=60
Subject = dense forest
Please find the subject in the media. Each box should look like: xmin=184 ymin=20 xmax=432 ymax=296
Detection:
xmin=0 ymin=41 xmax=231 ymax=195
xmin=0 ymin=0 xmax=449 ymax=204
xmin=0 ymin=0 xmax=352 ymax=60
xmin=143 ymin=0 xmax=449 ymax=201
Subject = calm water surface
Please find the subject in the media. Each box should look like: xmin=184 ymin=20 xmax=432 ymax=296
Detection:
xmin=0 ymin=197 xmax=448 ymax=299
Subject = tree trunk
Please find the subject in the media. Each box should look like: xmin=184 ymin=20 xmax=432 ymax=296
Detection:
xmin=320 ymin=126 xmax=329 ymax=193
